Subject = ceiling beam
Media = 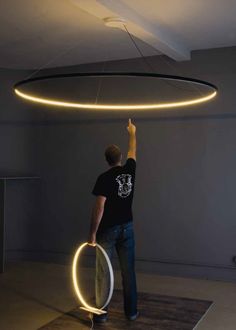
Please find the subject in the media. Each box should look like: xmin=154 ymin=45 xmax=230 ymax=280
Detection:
xmin=71 ymin=0 xmax=190 ymax=61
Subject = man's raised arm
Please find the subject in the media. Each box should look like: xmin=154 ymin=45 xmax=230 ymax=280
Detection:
xmin=127 ymin=118 xmax=136 ymax=161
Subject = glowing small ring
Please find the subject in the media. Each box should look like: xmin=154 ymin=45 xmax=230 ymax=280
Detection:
xmin=72 ymin=242 xmax=114 ymax=314
xmin=14 ymin=72 xmax=218 ymax=110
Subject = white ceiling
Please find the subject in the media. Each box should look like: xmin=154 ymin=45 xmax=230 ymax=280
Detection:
xmin=0 ymin=0 xmax=236 ymax=70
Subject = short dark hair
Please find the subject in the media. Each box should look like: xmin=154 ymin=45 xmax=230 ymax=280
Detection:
xmin=105 ymin=145 xmax=122 ymax=166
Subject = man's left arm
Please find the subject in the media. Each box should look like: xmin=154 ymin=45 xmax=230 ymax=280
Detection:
xmin=88 ymin=195 xmax=106 ymax=245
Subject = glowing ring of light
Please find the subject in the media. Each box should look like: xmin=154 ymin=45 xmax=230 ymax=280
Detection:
xmin=14 ymin=72 xmax=218 ymax=110
xmin=72 ymin=242 xmax=114 ymax=314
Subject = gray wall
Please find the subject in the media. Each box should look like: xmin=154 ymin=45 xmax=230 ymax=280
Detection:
xmin=0 ymin=68 xmax=42 ymax=262
xmin=3 ymin=47 xmax=236 ymax=281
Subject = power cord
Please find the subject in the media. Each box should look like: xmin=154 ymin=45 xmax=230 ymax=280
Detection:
xmin=89 ymin=312 xmax=94 ymax=330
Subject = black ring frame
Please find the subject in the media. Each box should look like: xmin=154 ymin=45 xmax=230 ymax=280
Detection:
xmin=14 ymin=72 xmax=218 ymax=92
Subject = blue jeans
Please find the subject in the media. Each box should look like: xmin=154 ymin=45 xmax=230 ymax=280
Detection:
xmin=96 ymin=221 xmax=137 ymax=317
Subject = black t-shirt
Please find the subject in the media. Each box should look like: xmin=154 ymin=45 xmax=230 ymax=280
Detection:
xmin=92 ymin=158 xmax=136 ymax=231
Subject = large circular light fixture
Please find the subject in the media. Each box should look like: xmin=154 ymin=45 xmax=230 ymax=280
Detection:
xmin=14 ymin=72 xmax=217 ymax=111
xmin=72 ymin=242 xmax=114 ymax=315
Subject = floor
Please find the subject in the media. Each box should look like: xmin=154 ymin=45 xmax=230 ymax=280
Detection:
xmin=0 ymin=261 xmax=235 ymax=330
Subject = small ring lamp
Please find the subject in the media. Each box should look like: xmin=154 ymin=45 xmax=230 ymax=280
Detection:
xmin=72 ymin=242 xmax=114 ymax=315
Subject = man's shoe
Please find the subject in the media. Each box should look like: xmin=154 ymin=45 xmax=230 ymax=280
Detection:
xmin=127 ymin=311 xmax=140 ymax=321
xmin=92 ymin=313 xmax=108 ymax=323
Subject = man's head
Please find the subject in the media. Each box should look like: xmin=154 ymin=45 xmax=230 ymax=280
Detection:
xmin=105 ymin=144 xmax=122 ymax=166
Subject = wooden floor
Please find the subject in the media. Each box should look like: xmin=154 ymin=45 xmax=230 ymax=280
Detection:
xmin=39 ymin=290 xmax=212 ymax=330
xmin=0 ymin=262 xmax=236 ymax=330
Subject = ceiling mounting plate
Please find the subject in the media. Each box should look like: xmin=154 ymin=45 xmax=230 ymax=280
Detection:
xmin=103 ymin=17 xmax=126 ymax=29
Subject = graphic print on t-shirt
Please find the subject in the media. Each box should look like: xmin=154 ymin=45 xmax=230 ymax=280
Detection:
xmin=116 ymin=174 xmax=133 ymax=198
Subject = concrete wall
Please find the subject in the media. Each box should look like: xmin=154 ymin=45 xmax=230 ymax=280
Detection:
xmin=0 ymin=68 xmax=42 ymax=262
xmin=3 ymin=46 xmax=236 ymax=281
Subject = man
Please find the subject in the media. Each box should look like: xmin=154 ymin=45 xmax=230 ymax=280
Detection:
xmin=88 ymin=118 xmax=138 ymax=323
